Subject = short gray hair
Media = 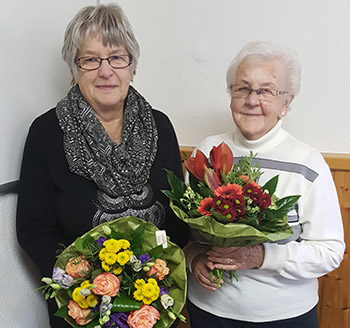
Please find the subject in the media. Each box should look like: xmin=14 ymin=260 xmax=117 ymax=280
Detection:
xmin=62 ymin=3 xmax=140 ymax=82
xmin=226 ymin=41 xmax=301 ymax=96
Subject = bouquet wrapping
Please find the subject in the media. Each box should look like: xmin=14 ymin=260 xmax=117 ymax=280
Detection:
xmin=163 ymin=142 xmax=300 ymax=284
xmin=41 ymin=217 xmax=187 ymax=328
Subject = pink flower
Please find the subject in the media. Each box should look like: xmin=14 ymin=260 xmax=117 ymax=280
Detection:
xmin=67 ymin=300 xmax=93 ymax=325
xmin=92 ymin=272 xmax=120 ymax=297
xmin=127 ymin=304 xmax=160 ymax=328
xmin=185 ymin=149 xmax=209 ymax=181
xmin=197 ymin=197 xmax=214 ymax=216
xmin=147 ymin=259 xmax=170 ymax=280
xmin=210 ymin=142 xmax=234 ymax=178
xmin=65 ymin=256 xmax=89 ymax=279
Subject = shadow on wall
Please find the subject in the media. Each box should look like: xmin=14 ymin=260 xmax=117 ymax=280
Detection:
xmin=0 ymin=193 xmax=50 ymax=327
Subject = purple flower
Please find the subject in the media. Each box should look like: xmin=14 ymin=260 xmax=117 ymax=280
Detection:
xmin=159 ymin=286 xmax=169 ymax=296
xmin=52 ymin=267 xmax=74 ymax=289
xmin=138 ymin=254 xmax=151 ymax=264
xmin=96 ymin=236 xmax=107 ymax=247
xmin=106 ymin=312 xmax=129 ymax=328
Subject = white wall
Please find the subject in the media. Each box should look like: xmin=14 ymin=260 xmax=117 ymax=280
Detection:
xmin=1 ymin=1 xmax=350 ymax=327
xmin=0 ymin=194 xmax=49 ymax=327
xmin=107 ymin=0 xmax=350 ymax=154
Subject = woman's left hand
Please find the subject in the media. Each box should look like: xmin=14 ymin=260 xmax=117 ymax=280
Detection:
xmin=206 ymin=245 xmax=265 ymax=271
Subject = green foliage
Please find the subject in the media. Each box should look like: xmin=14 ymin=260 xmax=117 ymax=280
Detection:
xmin=226 ymin=151 xmax=263 ymax=183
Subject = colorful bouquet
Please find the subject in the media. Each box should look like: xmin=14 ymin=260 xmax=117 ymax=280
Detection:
xmin=163 ymin=142 xmax=300 ymax=285
xmin=40 ymin=217 xmax=187 ymax=328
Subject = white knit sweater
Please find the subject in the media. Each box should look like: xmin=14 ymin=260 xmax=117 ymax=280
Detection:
xmin=185 ymin=121 xmax=345 ymax=322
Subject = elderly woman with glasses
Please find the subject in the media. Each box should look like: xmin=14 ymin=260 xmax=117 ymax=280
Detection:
xmin=184 ymin=41 xmax=345 ymax=328
xmin=16 ymin=4 xmax=188 ymax=327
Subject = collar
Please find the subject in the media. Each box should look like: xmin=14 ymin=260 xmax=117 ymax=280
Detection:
xmin=233 ymin=120 xmax=287 ymax=152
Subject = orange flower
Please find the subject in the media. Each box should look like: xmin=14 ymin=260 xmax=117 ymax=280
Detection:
xmin=65 ymin=256 xmax=90 ymax=279
xmin=147 ymin=259 xmax=170 ymax=280
xmin=127 ymin=304 xmax=160 ymax=328
xmin=67 ymin=300 xmax=93 ymax=325
xmin=92 ymin=272 xmax=120 ymax=297
xmin=214 ymin=183 xmax=243 ymax=198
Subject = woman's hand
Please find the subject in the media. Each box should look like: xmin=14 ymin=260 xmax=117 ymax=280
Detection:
xmin=191 ymin=253 xmax=223 ymax=291
xmin=207 ymin=245 xmax=265 ymax=271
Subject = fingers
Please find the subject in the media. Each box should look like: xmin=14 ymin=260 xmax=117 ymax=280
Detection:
xmin=195 ymin=271 xmax=222 ymax=291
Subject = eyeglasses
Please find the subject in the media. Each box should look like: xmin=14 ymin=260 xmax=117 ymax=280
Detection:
xmin=76 ymin=55 xmax=132 ymax=71
xmin=231 ymin=85 xmax=288 ymax=101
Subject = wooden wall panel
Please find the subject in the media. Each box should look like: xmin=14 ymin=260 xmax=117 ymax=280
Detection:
xmin=178 ymin=147 xmax=350 ymax=327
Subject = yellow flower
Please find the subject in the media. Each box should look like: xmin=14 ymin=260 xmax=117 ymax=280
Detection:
xmin=116 ymin=251 xmax=130 ymax=266
xmin=143 ymin=297 xmax=153 ymax=305
xmin=118 ymin=239 xmax=130 ymax=249
xmin=134 ymin=279 xmax=146 ymax=290
xmin=77 ymin=299 xmax=89 ymax=309
xmin=142 ymin=283 xmax=156 ymax=298
xmin=80 ymin=280 xmax=91 ymax=289
xmin=133 ymin=289 xmax=143 ymax=301
xmin=87 ymin=294 xmax=98 ymax=307
xmin=99 ymin=248 xmax=107 ymax=261
xmin=147 ymin=278 xmax=158 ymax=287
xmin=101 ymin=261 xmax=111 ymax=272
xmin=103 ymin=239 xmax=121 ymax=253
xmin=112 ymin=266 xmax=123 ymax=275
xmin=104 ymin=252 xmax=117 ymax=265
xmin=151 ymin=292 xmax=159 ymax=302
xmin=72 ymin=287 xmax=85 ymax=302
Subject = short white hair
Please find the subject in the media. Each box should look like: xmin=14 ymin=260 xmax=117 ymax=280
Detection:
xmin=226 ymin=41 xmax=301 ymax=96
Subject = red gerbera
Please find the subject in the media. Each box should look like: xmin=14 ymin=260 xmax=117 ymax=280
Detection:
xmin=197 ymin=197 xmax=214 ymax=216
xmin=214 ymin=183 xmax=243 ymax=199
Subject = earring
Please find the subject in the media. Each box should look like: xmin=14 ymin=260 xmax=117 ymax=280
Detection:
xmin=281 ymin=111 xmax=285 ymax=116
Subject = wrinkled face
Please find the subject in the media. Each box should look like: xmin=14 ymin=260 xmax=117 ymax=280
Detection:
xmin=230 ymin=59 xmax=293 ymax=140
xmin=74 ymin=34 xmax=133 ymax=113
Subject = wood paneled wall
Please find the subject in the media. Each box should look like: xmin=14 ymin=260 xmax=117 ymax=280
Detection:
xmin=178 ymin=147 xmax=350 ymax=328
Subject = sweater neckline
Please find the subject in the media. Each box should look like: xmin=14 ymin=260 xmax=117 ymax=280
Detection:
xmin=232 ymin=120 xmax=287 ymax=152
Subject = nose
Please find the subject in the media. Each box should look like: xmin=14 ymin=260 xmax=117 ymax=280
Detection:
xmin=245 ymin=90 xmax=260 ymax=106
xmin=98 ymin=59 xmax=113 ymax=78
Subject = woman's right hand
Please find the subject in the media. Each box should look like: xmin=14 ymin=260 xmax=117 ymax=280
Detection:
xmin=191 ymin=253 xmax=223 ymax=291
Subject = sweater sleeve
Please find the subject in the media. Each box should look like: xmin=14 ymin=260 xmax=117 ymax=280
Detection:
xmin=261 ymin=164 xmax=345 ymax=279
xmin=16 ymin=122 xmax=65 ymax=277
xmin=151 ymin=110 xmax=190 ymax=248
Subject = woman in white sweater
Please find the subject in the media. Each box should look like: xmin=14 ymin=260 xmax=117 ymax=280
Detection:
xmin=185 ymin=41 xmax=345 ymax=328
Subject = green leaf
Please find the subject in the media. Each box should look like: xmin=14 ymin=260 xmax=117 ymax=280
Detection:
xmin=210 ymin=210 xmax=230 ymax=224
xmin=273 ymin=195 xmax=301 ymax=217
xmin=54 ymin=304 xmax=68 ymax=318
xmin=261 ymin=175 xmax=279 ymax=195
xmin=162 ymin=169 xmax=186 ymax=201
xmin=110 ymin=228 xmax=123 ymax=240
xmin=112 ymin=295 xmax=142 ymax=312
xmin=87 ymin=320 xmax=100 ymax=328
xmin=74 ymin=237 xmax=84 ymax=253
xmin=149 ymin=244 xmax=164 ymax=259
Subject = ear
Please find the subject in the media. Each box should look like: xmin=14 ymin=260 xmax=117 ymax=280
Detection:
xmin=284 ymin=94 xmax=294 ymax=109
xmin=278 ymin=94 xmax=294 ymax=119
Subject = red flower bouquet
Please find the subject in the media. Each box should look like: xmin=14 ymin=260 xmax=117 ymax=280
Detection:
xmin=163 ymin=142 xmax=300 ymax=285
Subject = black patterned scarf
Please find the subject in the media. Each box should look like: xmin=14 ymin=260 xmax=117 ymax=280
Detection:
xmin=56 ymin=85 xmax=158 ymax=197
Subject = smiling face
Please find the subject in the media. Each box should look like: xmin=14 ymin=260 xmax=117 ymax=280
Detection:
xmin=230 ymin=59 xmax=294 ymax=140
xmin=74 ymin=34 xmax=134 ymax=114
